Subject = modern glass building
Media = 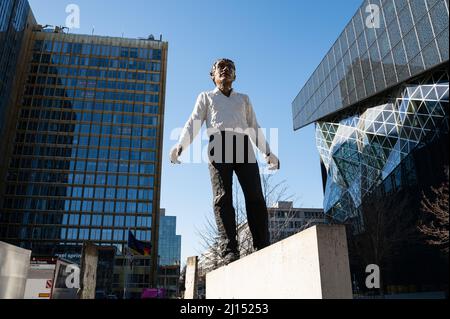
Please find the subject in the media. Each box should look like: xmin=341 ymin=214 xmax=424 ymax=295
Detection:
xmin=293 ymin=0 xmax=448 ymax=223
xmin=158 ymin=208 xmax=181 ymax=267
xmin=0 ymin=4 xmax=168 ymax=288
xmin=292 ymin=0 xmax=448 ymax=295
xmin=0 ymin=0 xmax=33 ymax=135
xmin=111 ymin=209 xmax=181 ymax=299
xmin=157 ymin=208 xmax=181 ymax=298
xmin=0 ymin=0 xmax=36 ymax=209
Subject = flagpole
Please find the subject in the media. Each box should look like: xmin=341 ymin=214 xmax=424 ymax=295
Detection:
xmin=123 ymin=246 xmax=128 ymax=299
xmin=124 ymin=228 xmax=131 ymax=299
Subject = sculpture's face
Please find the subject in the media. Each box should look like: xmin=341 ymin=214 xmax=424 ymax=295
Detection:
xmin=212 ymin=60 xmax=236 ymax=86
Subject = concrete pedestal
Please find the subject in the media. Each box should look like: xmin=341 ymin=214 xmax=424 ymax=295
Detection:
xmin=184 ymin=256 xmax=199 ymax=299
xmin=206 ymin=225 xmax=352 ymax=299
xmin=0 ymin=241 xmax=31 ymax=299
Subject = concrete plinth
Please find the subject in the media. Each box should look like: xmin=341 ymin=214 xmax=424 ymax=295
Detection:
xmin=206 ymin=225 xmax=352 ymax=299
xmin=184 ymin=256 xmax=199 ymax=299
xmin=0 ymin=241 xmax=31 ymax=299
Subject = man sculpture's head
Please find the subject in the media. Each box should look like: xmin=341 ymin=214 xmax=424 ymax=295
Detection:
xmin=210 ymin=58 xmax=236 ymax=87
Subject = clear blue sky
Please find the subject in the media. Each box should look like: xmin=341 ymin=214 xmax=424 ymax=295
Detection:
xmin=29 ymin=0 xmax=362 ymax=264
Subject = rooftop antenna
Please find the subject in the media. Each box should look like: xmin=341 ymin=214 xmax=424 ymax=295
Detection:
xmin=58 ymin=26 xmax=69 ymax=34
xmin=39 ymin=24 xmax=54 ymax=32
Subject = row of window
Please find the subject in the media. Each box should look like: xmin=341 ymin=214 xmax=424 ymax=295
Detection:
xmin=270 ymin=220 xmax=302 ymax=229
xmin=70 ymin=162 xmax=155 ymax=174
xmin=20 ymin=109 xmax=158 ymax=125
xmin=1 ymin=212 xmax=152 ymax=227
xmin=64 ymin=214 xmax=151 ymax=227
xmin=113 ymin=274 xmax=152 ymax=286
xmin=16 ymin=125 xmax=158 ymax=139
xmin=115 ymin=258 xmax=152 ymax=267
xmin=77 ymin=188 xmax=154 ymax=200
xmin=4 ymin=186 xmax=155 ymax=200
xmin=270 ymin=210 xmax=325 ymax=219
xmin=34 ymin=40 xmax=162 ymax=61
xmin=32 ymin=53 xmax=162 ymax=72
xmin=12 ymin=145 xmax=158 ymax=161
xmin=63 ymin=227 xmax=151 ymax=241
xmin=30 ymin=64 xmax=161 ymax=80
xmin=28 ymin=75 xmax=161 ymax=91
xmin=6 ymin=196 xmax=153 ymax=214
xmin=15 ymin=133 xmax=157 ymax=148
xmin=3 ymin=208 xmax=154 ymax=221
xmin=17 ymin=127 xmax=157 ymax=142
xmin=3 ymin=198 xmax=154 ymax=213
xmin=16 ymin=126 xmax=158 ymax=142
xmin=7 ymin=172 xmax=155 ymax=187
xmin=6 ymin=182 xmax=156 ymax=196
xmin=0 ymin=226 xmax=151 ymax=242
xmin=10 ymin=156 xmax=156 ymax=170
xmin=19 ymin=122 xmax=158 ymax=137
xmin=22 ymin=99 xmax=159 ymax=113
xmin=24 ymin=85 xmax=160 ymax=103
xmin=10 ymin=151 xmax=156 ymax=166
xmin=12 ymin=144 xmax=157 ymax=159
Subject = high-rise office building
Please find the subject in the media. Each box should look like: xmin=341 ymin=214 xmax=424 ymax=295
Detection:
xmin=292 ymin=0 xmax=448 ymax=295
xmin=158 ymin=208 xmax=181 ymax=267
xmin=0 ymin=0 xmax=34 ymax=134
xmin=267 ymin=201 xmax=326 ymax=242
xmin=0 ymin=1 xmax=168 ymax=288
xmin=0 ymin=0 xmax=36 ymax=211
xmin=157 ymin=208 xmax=181 ymax=298
xmin=112 ymin=209 xmax=181 ymax=299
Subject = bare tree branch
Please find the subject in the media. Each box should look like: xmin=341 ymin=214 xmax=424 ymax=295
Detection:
xmin=418 ymin=167 xmax=449 ymax=254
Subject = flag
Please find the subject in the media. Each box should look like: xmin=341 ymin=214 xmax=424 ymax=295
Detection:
xmin=127 ymin=231 xmax=152 ymax=256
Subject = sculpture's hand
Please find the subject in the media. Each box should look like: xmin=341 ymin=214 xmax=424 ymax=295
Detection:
xmin=265 ymin=153 xmax=280 ymax=171
xmin=170 ymin=144 xmax=183 ymax=164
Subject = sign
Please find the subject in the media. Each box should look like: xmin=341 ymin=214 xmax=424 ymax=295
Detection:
xmin=51 ymin=259 xmax=79 ymax=299
xmin=24 ymin=259 xmax=56 ymax=299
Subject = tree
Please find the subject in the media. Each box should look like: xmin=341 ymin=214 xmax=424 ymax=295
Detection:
xmin=418 ymin=167 xmax=449 ymax=255
xmin=178 ymin=264 xmax=187 ymax=298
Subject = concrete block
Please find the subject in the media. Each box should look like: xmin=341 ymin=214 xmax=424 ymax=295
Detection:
xmin=0 ymin=241 xmax=31 ymax=299
xmin=206 ymin=225 xmax=352 ymax=299
xmin=184 ymin=256 xmax=199 ymax=299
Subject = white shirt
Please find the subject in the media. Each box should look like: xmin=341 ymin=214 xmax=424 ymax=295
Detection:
xmin=178 ymin=87 xmax=271 ymax=155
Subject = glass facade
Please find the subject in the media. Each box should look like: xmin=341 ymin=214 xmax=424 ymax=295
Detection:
xmin=0 ymin=30 xmax=167 ymax=261
xmin=293 ymin=0 xmax=449 ymax=130
xmin=292 ymin=0 xmax=449 ymax=294
xmin=0 ymin=0 xmax=33 ymax=141
xmin=316 ymin=68 xmax=448 ymax=222
xmin=158 ymin=209 xmax=181 ymax=266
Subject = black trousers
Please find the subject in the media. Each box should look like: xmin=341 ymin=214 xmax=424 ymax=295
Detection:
xmin=208 ymin=132 xmax=270 ymax=257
